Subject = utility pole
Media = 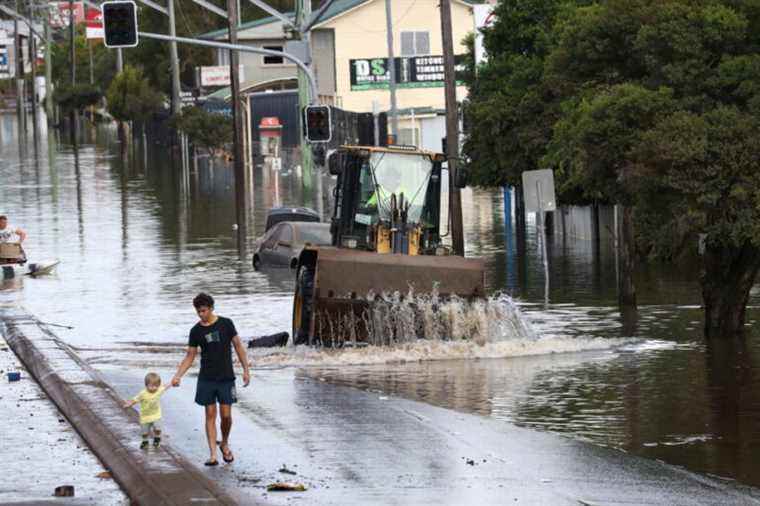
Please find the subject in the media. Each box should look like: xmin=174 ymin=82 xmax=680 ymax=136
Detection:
xmin=296 ymin=0 xmax=313 ymax=177
xmin=383 ymin=0 xmax=398 ymax=139
xmin=69 ymin=0 xmax=77 ymax=144
xmin=14 ymin=0 xmax=25 ymax=133
xmin=167 ymin=0 xmax=181 ymax=116
xmin=44 ymin=4 xmax=53 ymax=120
xmin=439 ymin=0 xmax=464 ymax=256
xmin=227 ymin=0 xmax=247 ymax=248
xmin=29 ymin=15 xmax=37 ymax=113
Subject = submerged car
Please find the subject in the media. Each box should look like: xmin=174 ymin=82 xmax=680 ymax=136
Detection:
xmin=253 ymin=221 xmax=332 ymax=270
xmin=264 ymin=207 xmax=320 ymax=232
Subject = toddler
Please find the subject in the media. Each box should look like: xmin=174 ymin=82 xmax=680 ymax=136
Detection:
xmin=123 ymin=372 xmax=172 ymax=449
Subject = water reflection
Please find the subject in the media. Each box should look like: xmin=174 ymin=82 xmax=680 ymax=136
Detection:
xmin=3 ymin=115 xmax=760 ymax=488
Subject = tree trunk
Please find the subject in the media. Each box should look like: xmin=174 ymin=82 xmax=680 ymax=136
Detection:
xmin=702 ymin=241 xmax=760 ymax=338
xmin=617 ymin=204 xmax=637 ymax=310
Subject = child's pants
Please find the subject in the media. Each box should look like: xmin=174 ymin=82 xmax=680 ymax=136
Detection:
xmin=141 ymin=420 xmax=162 ymax=437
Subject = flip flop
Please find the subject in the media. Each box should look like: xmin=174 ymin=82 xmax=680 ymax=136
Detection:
xmin=204 ymin=459 xmax=219 ymax=466
xmin=219 ymin=441 xmax=234 ymax=463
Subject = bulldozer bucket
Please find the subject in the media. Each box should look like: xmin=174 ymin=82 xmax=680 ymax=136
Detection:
xmin=296 ymin=248 xmax=485 ymax=345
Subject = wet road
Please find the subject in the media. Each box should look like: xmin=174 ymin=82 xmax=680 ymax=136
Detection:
xmin=4 ymin=113 xmax=760 ymax=496
xmin=104 ymin=362 xmax=760 ymax=505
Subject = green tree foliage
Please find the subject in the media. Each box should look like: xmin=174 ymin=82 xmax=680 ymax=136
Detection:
xmin=52 ymin=83 xmax=102 ymax=111
xmin=50 ymin=25 xmax=117 ymax=92
xmin=169 ymin=106 xmax=232 ymax=156
xmin=106 ymin=66 xmax=163 ymax=123
xmin=465 ymin=0 xmax=760 ymax=336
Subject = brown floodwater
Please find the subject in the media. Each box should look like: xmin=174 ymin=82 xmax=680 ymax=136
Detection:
xmin=2 ymin=113 xmax=760 ymax=488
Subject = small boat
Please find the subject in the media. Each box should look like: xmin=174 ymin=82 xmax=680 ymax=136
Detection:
xmin=1 ymin=259 xmax=60 ymax=279
xmin=0 ymin=243 xmax=59 ymax=279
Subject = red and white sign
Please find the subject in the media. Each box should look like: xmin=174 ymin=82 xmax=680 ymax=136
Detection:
xmin=49 ymin=2 xmax=85 ymax=29
xmin=85 ymin=8 xmax=103 ymax=40
xmin=200 ymin=65 xmax=245 ymax=87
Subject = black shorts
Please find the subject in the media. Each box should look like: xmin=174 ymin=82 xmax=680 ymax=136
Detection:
xmin=195 ymin=378 xmax=237 ymax=406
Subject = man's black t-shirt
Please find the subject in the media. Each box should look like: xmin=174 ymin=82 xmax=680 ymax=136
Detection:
xmin=188 ymin=316 xmax=238 ymax=381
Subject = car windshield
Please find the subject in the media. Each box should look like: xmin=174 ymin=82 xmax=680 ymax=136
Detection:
xmin=297 ymin=226 xmax=332 ymax=245
xmin=359 ymin=151 xmax=433 ymax=224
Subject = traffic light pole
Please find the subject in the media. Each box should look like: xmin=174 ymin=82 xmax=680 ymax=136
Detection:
xmin=137 ymin=32 xmax=320 ymax=103
xmin=227 ymin=0 xmax=247 ymax=249
xmin=167 ymin=0 xmax=181 ymax=117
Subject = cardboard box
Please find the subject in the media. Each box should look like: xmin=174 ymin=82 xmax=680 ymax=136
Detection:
xmin=0 ymin=243 xmax=22 ymax=259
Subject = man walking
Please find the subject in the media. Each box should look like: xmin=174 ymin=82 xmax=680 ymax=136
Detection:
xmin=172 ymin=293 xmax=250 ymax=466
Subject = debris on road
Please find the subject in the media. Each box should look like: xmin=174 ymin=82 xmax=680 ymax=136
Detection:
xmin=278 ymin=465 xmax=297 ymax=475
xmin=96 ymin=471 xmax=112 ymax=479
xmin=54 ymin=485 xmax=75 ymax=497
xmin=267 ymin=482 xmax=307 ymax=492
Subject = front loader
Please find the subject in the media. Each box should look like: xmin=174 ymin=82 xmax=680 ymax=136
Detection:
xmin=293 ymin=146 xmax=485 ymax=346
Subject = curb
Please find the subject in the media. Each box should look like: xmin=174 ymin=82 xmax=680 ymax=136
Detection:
xmin=1 ymin=310 xmax=240 ymax=506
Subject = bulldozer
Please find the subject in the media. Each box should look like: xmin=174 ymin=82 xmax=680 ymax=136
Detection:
xmin=292 ymin=145 xmax=486 ymax=346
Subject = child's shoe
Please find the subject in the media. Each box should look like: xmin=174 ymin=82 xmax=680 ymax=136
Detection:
xmin=140 ymin=440 xmax=149 ymax=450
xmin=153 ymin=437 xmax=161 ymax=448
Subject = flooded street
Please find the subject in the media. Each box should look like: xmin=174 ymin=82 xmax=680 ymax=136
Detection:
xmin=3 ymin=113 xmax=760 ymax=497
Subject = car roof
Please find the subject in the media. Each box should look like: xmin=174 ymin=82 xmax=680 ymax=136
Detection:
xmin=266 ymin=207 xmax=320 ymax=218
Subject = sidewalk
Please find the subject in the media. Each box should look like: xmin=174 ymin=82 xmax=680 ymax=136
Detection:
xmin=0 ymin=306 xmax=245 ymax=506
xmin=0 ymin=324 xmax=125 ymax=505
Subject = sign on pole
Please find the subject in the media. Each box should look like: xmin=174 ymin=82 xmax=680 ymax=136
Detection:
xmin=522 ymin=169 xmax=557 ymax=214
xmin=48 ymin=2 xmax=85 ymax=28
xmin=85 ymin=7 xmax=104 ymax=39
xmin=200 ymin=65 xmax=245 ymax=87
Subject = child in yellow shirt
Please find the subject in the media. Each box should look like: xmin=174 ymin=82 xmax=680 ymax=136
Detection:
xmin=123 ymin=372 xmax=173 ymax=449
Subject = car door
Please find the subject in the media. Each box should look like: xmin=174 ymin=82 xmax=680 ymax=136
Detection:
xmin=258 ymin=224 xmax=283 ymax=267
xmin=270 ymin=223 xmax=294 ymax=266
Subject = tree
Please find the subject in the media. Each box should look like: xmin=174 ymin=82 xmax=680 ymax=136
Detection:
xmin=50 ymin=25 xmax=116 ymax=92
xmin=465 ymin=0 xmax=760 ymax=338
xmin=53 ymin=83 xmax=102 ymax=112
xmin=106 ymin=66 xmax=163 ymax=125
xmin=169 ymin=106 xmax=232 ymax=157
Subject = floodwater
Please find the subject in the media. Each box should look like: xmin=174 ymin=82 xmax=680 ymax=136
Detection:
xmin=3 ymin=113 xmax=760 ymax=493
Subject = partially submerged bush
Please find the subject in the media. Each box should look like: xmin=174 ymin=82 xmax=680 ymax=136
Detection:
xmin=169 ymin=105 xmax=233 ymax=157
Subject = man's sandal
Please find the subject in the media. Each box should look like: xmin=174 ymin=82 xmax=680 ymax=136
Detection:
xmin=218 ymin=441 xmax=234 ymax=463
xmin=204 ymin=459 xmax=219 ymax=466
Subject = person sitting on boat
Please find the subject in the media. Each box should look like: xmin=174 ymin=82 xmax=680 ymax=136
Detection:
xmin=0 ymin=215 xmax=27 ymax=244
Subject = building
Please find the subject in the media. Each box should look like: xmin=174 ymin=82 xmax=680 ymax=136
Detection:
xmin=201 ymin=0 xmax=477 ymax=152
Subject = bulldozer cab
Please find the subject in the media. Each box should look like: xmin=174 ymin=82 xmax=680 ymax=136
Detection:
xmin=328 ymin=146 xmax=444 ymax=255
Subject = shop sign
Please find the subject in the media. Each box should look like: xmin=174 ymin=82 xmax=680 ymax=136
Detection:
xmin=349 ymin=55 xmax=466 ymax=91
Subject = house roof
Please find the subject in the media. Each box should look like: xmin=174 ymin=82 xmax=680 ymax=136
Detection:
xmin=201 ymin=0 xmax=475 ymax=40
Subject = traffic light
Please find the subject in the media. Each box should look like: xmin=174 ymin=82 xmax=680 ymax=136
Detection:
xmin=305 ymin=105 xmax=332 ymax=143
xmin=102 ymin=1 xmax=138 ymax=48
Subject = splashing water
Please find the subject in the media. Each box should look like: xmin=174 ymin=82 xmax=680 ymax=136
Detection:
xmin=314 ymin=289 xmax=539 ymax=347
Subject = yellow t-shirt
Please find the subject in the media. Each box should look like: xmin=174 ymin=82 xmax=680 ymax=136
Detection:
xmin=133 ymin=386 xmax=168 ymax=424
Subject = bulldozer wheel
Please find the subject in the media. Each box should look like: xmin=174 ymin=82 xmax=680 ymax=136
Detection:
xmin=292 ymin=266 xmax=315 ymax=345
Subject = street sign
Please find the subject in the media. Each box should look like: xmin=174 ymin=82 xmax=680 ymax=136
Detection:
xmin=521 ymin=169 xmax=557 ymax=213
xmin=199 ymin=65 xmax=245 ymax=87
xmin=102 ymin=1 xmax=138 ymax=48
xmin=85 ymin=7 xmax=104 ymax=39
